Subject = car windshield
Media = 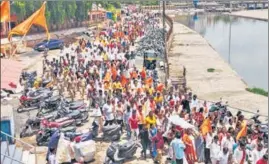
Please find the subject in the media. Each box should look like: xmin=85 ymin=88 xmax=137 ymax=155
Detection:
xmin=145 ymin=50 xmax=156 ymax=58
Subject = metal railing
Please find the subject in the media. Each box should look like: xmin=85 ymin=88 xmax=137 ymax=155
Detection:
xmin=1 ymin=153 xmax=24 ymax=164
xmin=0 ymin=131 xmax=37 ymax=164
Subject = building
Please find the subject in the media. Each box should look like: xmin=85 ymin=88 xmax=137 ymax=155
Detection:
xmin=0 ymin=14 xmax=18 ymax=38
xmin=88 ymin=9 xmax=107 ymax=24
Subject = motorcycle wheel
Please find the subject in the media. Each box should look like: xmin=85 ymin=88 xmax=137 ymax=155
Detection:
xmin=17 ymin=106 xmax=24 ymax=113
xmin=81 ymin=112 xmax=89 ymax=122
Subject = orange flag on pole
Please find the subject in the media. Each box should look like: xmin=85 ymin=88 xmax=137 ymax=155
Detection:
xmin=145 ymin=77 xmax=153 ymax=86
xmin=0 ymin=1 xmax=10 ymax=23
xmin=8 ymin=2 xmax=50 ymax=40
xmin=236 ymin=120 xmax=247 ymax=141
xmin=156 ymin=83 xmax=164 ymax=92
xmin=104 ymin=71 xmax=111 ymax=82
xmin=140 ymin=68 xmax=146 ymax=79
xmin=121 ymin=75 xmax=128 ymax=87
xmin=200 ymin=118 xmax=212 ymax=136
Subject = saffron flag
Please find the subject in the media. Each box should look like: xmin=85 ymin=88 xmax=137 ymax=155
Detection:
xmin=121 ymin=75 xmax=128 ymax=87
xmin=104 ymin=71 xmax=111 ymax=82
xmin=236 ymin=120 xmax=247 ymax=141
xmin=0 ymin=1 xmax=10 ymax=22
xmin=156 ymin=83 xmax=164 ymax=92
xmin=200 ymin=118 xmax=212 ymax=136
xmin=8 ymin=2 xmax=50 ymax=40
xmin=130 ymin=71 xmax=138 ymax=79
xmin=140 ymin=68 xmax=146 ymax=79
xmin=145 ymin=77 xmax=153 ymax=86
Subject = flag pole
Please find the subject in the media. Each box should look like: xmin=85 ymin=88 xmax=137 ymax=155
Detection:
xmin=11 ymin=33 xmax=27 ymax=59
xmin=9 ymin=1 xmax=13 ymax=59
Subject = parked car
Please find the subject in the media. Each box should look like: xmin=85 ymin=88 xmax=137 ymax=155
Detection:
xmin=34 ymin=39 xmax=64 ymax=51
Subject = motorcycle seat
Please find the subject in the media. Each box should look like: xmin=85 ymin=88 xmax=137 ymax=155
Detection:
xmin=69 ymin=101 xmax=84 ymax=109
xmin=59 ymin=119 xmax=74 ymax=126
xmin=67 ymin=110 xmax=80 ymax=117
xmin=45 ymin=96 xmax=60 ymax=103
xmin=55 ymin=117 xmax=70 ymax=123
xmin=61 ymin=126 xmax=76 ymax=133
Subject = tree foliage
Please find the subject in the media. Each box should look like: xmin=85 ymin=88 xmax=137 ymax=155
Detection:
xmin=11 ymin=0 xmax=93 ymax=26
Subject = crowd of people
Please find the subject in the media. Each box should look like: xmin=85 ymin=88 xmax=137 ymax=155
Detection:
xmin=37 ymin=10 xmax=268 ymax=164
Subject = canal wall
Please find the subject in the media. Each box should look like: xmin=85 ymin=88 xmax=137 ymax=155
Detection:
xmin=168 ymin=21 xmax=268 ymax=118
xmin=228 ymin=9 xmax=268 ymax=21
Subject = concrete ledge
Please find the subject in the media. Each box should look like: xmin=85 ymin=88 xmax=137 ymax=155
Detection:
xmin=169 ymin=22 xmax=268 ymax=117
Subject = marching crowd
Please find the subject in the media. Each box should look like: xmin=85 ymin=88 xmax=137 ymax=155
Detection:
xmin=38 ymin=10 xmax=268 ymax=164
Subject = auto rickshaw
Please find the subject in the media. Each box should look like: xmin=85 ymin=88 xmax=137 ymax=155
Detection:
xmin=143 ymin=49 xmax=157 ymax=70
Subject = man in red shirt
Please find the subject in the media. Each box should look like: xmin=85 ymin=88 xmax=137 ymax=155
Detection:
xmin=256 ymin=154 xmax=268 ymax=164
xmin=128 ymin=110 xmax=139 ymax=140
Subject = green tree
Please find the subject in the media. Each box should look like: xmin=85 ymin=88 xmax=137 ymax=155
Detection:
xmin=12 ymin=1 xmax=26 ymax=21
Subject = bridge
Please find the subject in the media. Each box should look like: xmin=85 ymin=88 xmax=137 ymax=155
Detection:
xmin=142 ymin=0 xmax=268 ymax=10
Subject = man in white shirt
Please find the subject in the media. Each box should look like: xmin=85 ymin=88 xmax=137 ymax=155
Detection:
xmin=233 ymin=142 xmax=248 ymax=164
xmin=217 ymin=147 xmax=229 ymax=164
xmin=221 ymin=133 xmax=235 ymax=154
xmin=252 ymin=143 xmax=266 ymax=164
xmin=205 ymin=132 xmax=213 ymax=163
xmin=190 ymin=94 xmax=199 ymax=112
xmin=210 ymin=135 xmax=221 ymax=164
xmin=102 ymin=99 xmax=114 ymax=126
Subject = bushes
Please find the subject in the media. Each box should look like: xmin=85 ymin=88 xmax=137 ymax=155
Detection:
xmin=246 ymin=87 xmax=268 ymax=97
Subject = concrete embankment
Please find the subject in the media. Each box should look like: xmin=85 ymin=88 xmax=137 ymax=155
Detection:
xmin=228 ymin=9 xmax=268 ymax=21
xmin=168 ymin=22 xmax=268 ymax=118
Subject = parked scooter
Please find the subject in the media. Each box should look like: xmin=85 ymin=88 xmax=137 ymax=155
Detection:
xmin=104 ymin=140 xmax=141 ymax=164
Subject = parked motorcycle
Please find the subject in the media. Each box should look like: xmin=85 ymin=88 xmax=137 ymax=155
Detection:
xmin=17 ymin=88 xmax=53 ymax=113
xmin=36 ymin=126 xmax=76 ymax=146
xmin=56 ymin=104 xmax=89 ymax=122
xmin=41 ymin=117 xmax=77 ymax=129
xmin=104 ymin=140 xmax=141 ymax=164
xmin=65 ymin=121 xmax=99 ymax=142
xmin=36 ymin=96 xmax=61 ymax=117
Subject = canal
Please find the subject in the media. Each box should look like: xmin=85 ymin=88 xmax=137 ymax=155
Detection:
xmin=175 ymin=13 xmax=268 ymax=91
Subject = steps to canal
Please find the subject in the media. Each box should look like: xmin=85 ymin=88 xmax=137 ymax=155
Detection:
xmin=1 ymin=131 xmax=36 ymax=164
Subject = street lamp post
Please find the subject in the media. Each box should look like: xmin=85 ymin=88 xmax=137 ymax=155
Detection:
xmin=162 ymin=0 xmax=168 ymax=87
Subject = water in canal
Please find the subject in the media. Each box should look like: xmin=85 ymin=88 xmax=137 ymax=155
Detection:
xmin=175 ymin=13 xmax=268 ymax=91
